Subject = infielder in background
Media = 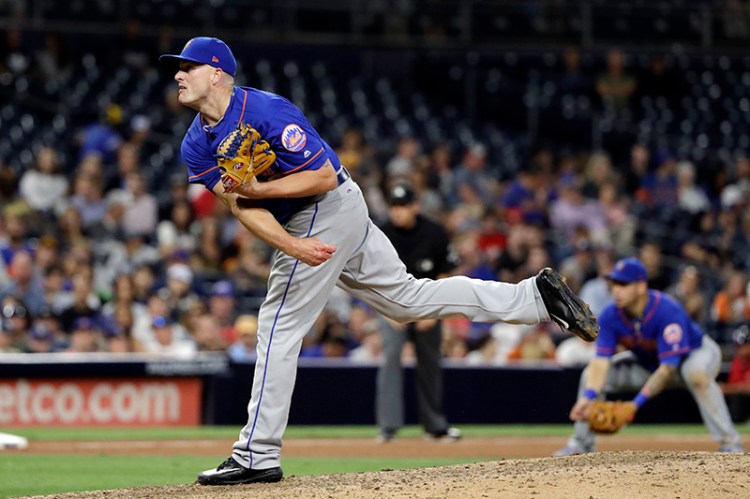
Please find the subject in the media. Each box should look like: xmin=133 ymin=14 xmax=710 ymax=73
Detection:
xmin=376 ymin=182 xmax=460 ymax=443
xmin=160 ymin=36 xmax=599 ymax=486
xmin=555 ymin=257 xmax=744 ymax=456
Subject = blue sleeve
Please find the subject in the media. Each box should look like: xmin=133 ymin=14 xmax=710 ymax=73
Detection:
xmin=265 ymin=99 xmax=336 ymax=174
xmin=656 ymin=304 xmax=693 ymax=366
xmin=594 ymin=306 xmax=618 ymax=359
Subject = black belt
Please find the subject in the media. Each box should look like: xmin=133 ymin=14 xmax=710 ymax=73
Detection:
xmin=336 ymin=167 xmax=351 ymax=186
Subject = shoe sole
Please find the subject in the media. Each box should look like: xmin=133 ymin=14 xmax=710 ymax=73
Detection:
xmin=540 ymin=269 xmax=600 ymax=342
xmin=197 ymin=467 xmax=284 ymax=486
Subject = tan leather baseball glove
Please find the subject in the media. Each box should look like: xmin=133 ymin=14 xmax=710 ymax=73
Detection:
xmin=216 ymin=123 xmax=276 ymax=193
xmin=588 ymin=400 xmax=637 ymax=434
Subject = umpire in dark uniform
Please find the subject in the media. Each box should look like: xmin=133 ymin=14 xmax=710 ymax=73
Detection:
xmin=376 ymin=182 xmax=461 ymax=442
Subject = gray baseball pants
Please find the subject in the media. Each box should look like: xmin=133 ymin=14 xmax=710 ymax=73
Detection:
xmin=232 ymin=177 xmax=550 ymax=470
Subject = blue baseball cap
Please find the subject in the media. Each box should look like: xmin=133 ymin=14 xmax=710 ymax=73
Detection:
xmin=211 ymin=280 xmax=235 ymax=297
xmin=606 ymin=257 xmax=648 ymax=284
xmin=159 ymin=37 xmax=237 ymax=76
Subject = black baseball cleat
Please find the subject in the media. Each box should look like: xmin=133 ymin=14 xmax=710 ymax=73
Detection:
xmin=536 ymin=268 xmax=600 ymax=342
xmin=197 ymin=456 xmax=283 ymax=486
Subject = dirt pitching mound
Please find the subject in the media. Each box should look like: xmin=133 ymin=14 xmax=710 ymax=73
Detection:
xmin=21 ymin=450 xmax=750 ymax=499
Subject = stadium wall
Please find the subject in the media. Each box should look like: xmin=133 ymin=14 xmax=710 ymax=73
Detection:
xmin=0 ymin=355 xmax=705 ymax=426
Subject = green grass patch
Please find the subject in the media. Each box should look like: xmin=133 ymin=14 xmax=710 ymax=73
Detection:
xmin=0 ymin=455 xmax=487 ymax=498
xmin=4 ymin=423 xmax=738 ymax=442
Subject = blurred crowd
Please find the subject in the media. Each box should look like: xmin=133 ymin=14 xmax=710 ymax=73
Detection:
xmin=1 ymin=27 xmax=750 ymax=375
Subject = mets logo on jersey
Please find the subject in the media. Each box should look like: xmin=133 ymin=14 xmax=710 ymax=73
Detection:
xmin=663 ymin=323 xmax=683 ymax=345
xmin=281 ymin=124 xmax=307 ymax=152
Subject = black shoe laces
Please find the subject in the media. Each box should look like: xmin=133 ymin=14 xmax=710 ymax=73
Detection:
xmin=216 ymin=457 xmax=239 ymax=471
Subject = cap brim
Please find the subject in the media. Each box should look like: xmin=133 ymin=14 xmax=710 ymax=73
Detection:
xmin=159 ymin=54 xmax=204 ymax=69
xmin=605 ymin=274 xmax=634 ymax=284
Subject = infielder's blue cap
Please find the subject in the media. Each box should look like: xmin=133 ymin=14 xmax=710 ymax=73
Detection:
xmin=160 ymin=37 xmax=237 ymax=76
xmin=606 ymin=257 xmax=648 ymax=284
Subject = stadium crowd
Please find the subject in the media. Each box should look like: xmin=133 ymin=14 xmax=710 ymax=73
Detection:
xmin=0 ymin=26 xmax=749 ymax=381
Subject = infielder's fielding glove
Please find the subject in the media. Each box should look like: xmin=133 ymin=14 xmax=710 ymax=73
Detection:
xmin=216 ymin=123 xmax=276 ymax=193
xmin=587 ymin=400 xmax=636 ymax=434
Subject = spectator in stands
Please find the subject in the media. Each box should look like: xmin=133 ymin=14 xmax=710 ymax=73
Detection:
xmin=348 ymin=321 xmax=382 ymax=363
xmin=22 ymin=323 xmax=59 ymax=354
xmin=676 ymin=161 xmax=711 ymax=215
xmin=194 ymin=216 xmax=224 ymax=272
xmin=721 ymin=324 xmax=750 ymax=422
xmin=131 ymin=264 xmax=156 ymax=304
xmin=32 ymin=305 xmax=64 ymax=346
xmin=596 ymin=48 xmax=637 ymax=110
xmin=580 ymin=152 xmax=615 ymax=200
xmin=102 ymin=273 xmax=148 ymax=324
xmin=506 ymin=324 xmax=556 ymax=361
xmin=34 ymin=235 xmax=60 ymax=274
xmin=723 ymin=0 xmax=750 ymax=40
xmin=711 ymin=272 xmax=750 ymax=326
xmin=69 ymin=171 xmax=107 ymax=231
xmin=142 ymin=315 xmax=196 ymax=357
xmin=41 ymin=264 xmax=66 ymax=312
xmin=77 ymin=104 xmax=124 ymax=165
xmin=1 ymin=250 xmax=44 ymax=314
xmin=386 ymin=135 xmax=422 ymax=181
xmin=18 ymin=147 xmax=69 ymax=213
xmin=64 ymin=316 xmax=102 ymax=353
xmin=56 ymin=270 xmax=101 ymax=332
xmin=667 ymin=265 xmax=708 ymax=324
xmin=58 ymin=205 xmax=85 ymax=246
xmin=0 ymin=28 xmax=28 ymax=76
xmin=720 ymin=155 xmax=750 ymax=211
xmin=598 ymin=180 xmax=635 ymax=250
xmin=0 ymin=323 xmax=18 ymax=352
xmin=0 ymin=213 xmax=33 ymax=266
xmin=161 ymin=262 xmax=200 ymax=322
xmin=104 ymin=142 xmax=141 ymax=193
xmin=579 ymin=248 xmax=616 ymax=318
xmin=640 ymin=150 xmax=679 ymax=212
xmin=32 ymin=31 xmax=72 ymax=87
xmin=189 ymin=313 xmax=227 ymax=352
xmin=335 ymin=126 xmax=375 ymax=178
xmin=622 ymin=142 xmax=651 ymax=196
xmin=120 ymin=172 xmax=158 ymax=238
xmin=715 ymin=207 xmax=750 ymax=271
xmin=559 ymin=239 xmax=597 ymax=294
xmin=555 ymin=335 xmax=597 ymax=367
xmin=639 ymin=242 xmax=672 ymax=291
xmin=499 ymin=162 xmax=548 ymax=225
xmin=301 ymin=317 xmax=350 ymax=358
xmin=556 ymin=46 xmax=594 ymax=97
xmin=156 ymin=199 xmax=197 ymax=259
xmin=495 ymin=223 xmax=544 ymax=283
xmin=548 ymin=175 xmax=608 ymax=244
xmin=208 ymin=280 xmax=238 ymax=344
xmin=464 ymin=334 xmax=500 ymax=365
xmin=0 ymin=296 xmax=30 ymax=350
xmin=451 ymin=142 xmax=496 ymax=209
xmin=428 ymin=143 xmax=456 ymax=208
xmin=228 ymin=314 xmax=259 ymax=362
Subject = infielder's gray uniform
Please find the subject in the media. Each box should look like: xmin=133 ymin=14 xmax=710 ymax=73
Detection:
xmin=232 ymin=176 xmax=551 ymax=470
xmin=563 ymin=336 xmax=741 ymax=452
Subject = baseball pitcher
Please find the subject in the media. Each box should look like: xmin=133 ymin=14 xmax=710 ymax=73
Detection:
xmin=160 ymin=37 xmax=600 ymax=486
